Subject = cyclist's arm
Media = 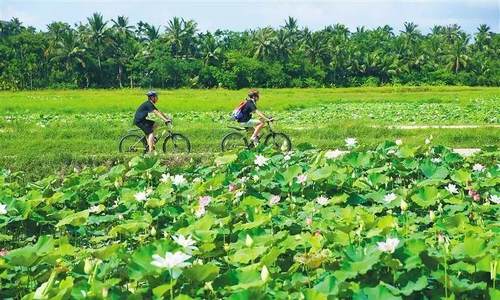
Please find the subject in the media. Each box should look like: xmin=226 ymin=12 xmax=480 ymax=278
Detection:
xmin=153 ymin=109 xmax=171 ymax=123
xmin=255 ymin=110 xmax=271 ymax=121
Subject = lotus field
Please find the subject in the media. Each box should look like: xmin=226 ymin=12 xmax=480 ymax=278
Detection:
xmin=0 ymin=139 xmax=499 ymax=299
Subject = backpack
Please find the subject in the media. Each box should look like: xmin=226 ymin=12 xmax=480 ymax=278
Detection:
xmin=231 ymin=100 xmax=246 ymax=121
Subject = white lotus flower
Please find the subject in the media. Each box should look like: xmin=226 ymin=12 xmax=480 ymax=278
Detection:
xmin=377 ymin=237 xmax=399 ymax=253
xmin=192 ymin=177 xmax=203 ymax=184
xmin=261 ymin=265 xmax=270 ymax=282
xmin=400 ymin=200 xmax=408 ymax=211
xmin=345 ymin=137 xmax=358 ymax=148
xmin=431 ymin=157 xmax=442 ymax=164
xmin=325 ymin=149 xmax=344 ymax=159
xmin=88 ymin=205 xmax=101 ymax=214
xmin=254 ymin=155 xmax=268 ymax=167
xmin=160 ymin=173 xmax=171 ymax=183
xmin=429 ymin=210 xmax=436 ymax=221
xmin=395 ymin=139 xmax=403 ymax=146
xmin=269 ymin=195 xmax=281 ymax=206
xmin=445 ymin=184 xmax=458 ymax=194
xmin=316 ymin=196 xmax=329 ymax=206
xmin=151 ymin=251 xmax=191 ymax=269
xmin=173 ymin=234 xmax=198 ymax=252
xmin=284 ymin=154 xmax=291 ymax=161
xmin=195 ymin=206 xmax=206 ymax=218
xmin=134 ymin=191 xmax=147 ymax=202
xmin=472 ymin=163 xmax=485 ymax=172
xmin=387 ymin=149 xmax=396 ymax=155
xmin=239 ymin=177 xmax=248 ymax=184
xmin=383 ymin=193 xmax=397 ymax=203
xmin=172 ymin=175 xmax=187 ymax=186
xmin=0 ymin=204 xmax=7 ymax=215
xmin=425 ymin=138 xmax=431 ymax=145
xmin=235 ymin=191 xmax=244 ymax=199
xmin=296 ymin=174 xmax=307 ymax=184
xmin=245 ymin=234 xmax=254 ymax=247
xmin=490 ymin=194 xmax=500 ymax=204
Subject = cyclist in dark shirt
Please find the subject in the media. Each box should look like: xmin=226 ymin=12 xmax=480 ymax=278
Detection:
xmin=238 ymin=89 xmax=271 ymax=145
xmin=134 ymin=91 xmax=171 ymax=153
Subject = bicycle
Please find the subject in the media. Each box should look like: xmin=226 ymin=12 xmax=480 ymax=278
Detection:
xmin=221 ymin=118 xmax=292 ymax=152
xmin=119 ymin=121 xmax=191 ymax=154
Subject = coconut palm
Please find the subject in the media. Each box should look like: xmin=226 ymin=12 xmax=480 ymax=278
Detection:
xmin=252 ymin=27 xmax=275 ymax=61
xmin=446 ymin=32 xmax=470 ymax=73
xmin=86 ymin=12 xmax=109 ymax=70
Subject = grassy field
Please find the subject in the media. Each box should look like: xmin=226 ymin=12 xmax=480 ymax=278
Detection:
xmin=0 ymin=86 xmax=499 ymax=179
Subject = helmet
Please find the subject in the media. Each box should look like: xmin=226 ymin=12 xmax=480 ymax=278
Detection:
xmin=248 ymin=89 xmax=259 ymax=99
xmin=146 ymin=91 xmax=157 ymax=98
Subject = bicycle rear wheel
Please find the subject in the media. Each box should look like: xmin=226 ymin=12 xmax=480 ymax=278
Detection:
xmin=221 ymin=132 xmax=248 ymax=152
xmin=162 ymin=133 xmax=191 ymax=154
xmin=119 ymin=134 xmax=147 ymax=154
xmin=264 ymin=132 xmax=292 ymax=152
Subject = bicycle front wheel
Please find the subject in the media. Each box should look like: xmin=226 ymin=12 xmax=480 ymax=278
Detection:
xmin=264 ymin=132 xmax=292 ymax=152
xmin=119 ymin=134 xmax=147 ymax=154
xmin=163 ymin=133 xmax=191 ymax=154
xmin=221 ymin=132 xmax=248 ymax=152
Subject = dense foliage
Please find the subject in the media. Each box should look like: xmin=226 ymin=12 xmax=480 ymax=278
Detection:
xmin=1 ymin=15 xmax=499 ymax=90
xmin=0 ymin=142 xmax=498 ymax=299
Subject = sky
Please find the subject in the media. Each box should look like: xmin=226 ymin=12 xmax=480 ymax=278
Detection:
xmin=1 ymin=0 xmax=499 ymax=34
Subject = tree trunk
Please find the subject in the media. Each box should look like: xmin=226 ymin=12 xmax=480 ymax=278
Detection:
xmin=117 ymin=65 xmax=123 ymax=88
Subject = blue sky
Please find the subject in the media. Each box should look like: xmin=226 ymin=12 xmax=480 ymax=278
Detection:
xmin=1 ymin=0 xmax=498 ymax=33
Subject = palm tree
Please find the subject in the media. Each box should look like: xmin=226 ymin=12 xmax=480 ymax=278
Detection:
xmin=304 ymin=31 xmax=327 ymax=65
xmin=87 ymin=12 xmax=109 ymax=70
xmin=199 ymin=32 xmax=222 ymax=65
xmin=51 ymin=30 xmax=87 ymax=86
xmin=474 ymin=24 xmax=491 ymax=51
xmin=165 ymin=17 xmax=198 ymax=58
xmin=274 ymin=30 xmax=292 ymax=61
xmin=252 ymin=27 xmax=275 ymax=61
xmin=446 ymin=32 xmax=470 ymax=73
xmin=112 ymin=16 xmax=135 ymax=37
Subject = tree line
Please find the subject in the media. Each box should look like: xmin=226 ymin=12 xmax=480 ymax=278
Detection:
xmin=0 ymin=14 xmax=498 ymax=90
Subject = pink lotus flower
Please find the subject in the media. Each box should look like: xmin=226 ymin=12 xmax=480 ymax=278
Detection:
xmin=228 ymin=184 xmax=237 ymax=192
xmin=306 ymin=217 xmax=312 ymax=226
xmin=199 ymin=196 xmax=212 ymax=207
xmin=0 ymin=248 xmax=8 ymax=257
xmin=296 ymin=174 xmax=307 ymax=185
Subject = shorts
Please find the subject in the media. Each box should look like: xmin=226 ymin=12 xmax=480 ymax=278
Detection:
xmin=135 ymin=119 xmax=155 ymax=135
xmin=239 ymin=119 xmax=261 ymax=128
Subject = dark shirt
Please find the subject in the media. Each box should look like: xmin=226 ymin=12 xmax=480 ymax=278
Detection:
xmin=239 ymin=98 xmax=257 ymax=122
xmin=134 ymin=100 xmax=157 ymax=124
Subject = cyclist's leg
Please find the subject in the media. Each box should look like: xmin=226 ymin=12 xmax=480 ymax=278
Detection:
xmin=144 ymin=120 xmax=155 ymax=152
xmin=251 ymin=119 xmax=265 ymax=141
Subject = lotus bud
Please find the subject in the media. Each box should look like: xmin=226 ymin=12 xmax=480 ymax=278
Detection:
xmin=102 ymin=288 xmax=109 ymax=298
xmin=429 ymin=210 xmax=436 ymax=222
xmin=245 ymin=234 xmax=254 ymax=247
xmin=223 ymin=243 xmax=230 ymax=251
xmin=84 ymin=258 xmax=94 ymax=274
xmin=400 ymin=200 xmax=408 ymax=211
xmin=261 ymin=265 xmax=270 ymax=282
xmin=150 ymin=227 xmax=157 ymax=236
xmin=438 ymin=203 xmax=443 ymax=213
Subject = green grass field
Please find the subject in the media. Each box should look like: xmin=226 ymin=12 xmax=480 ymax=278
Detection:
xmin=0 ymin=86 xmax=499 ymax=179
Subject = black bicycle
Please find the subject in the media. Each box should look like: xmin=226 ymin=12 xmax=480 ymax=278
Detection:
xmin=221 ymin=119 xmax=291 ymax=152
xmin=119 ymin=121 xmax=191 ymax=154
